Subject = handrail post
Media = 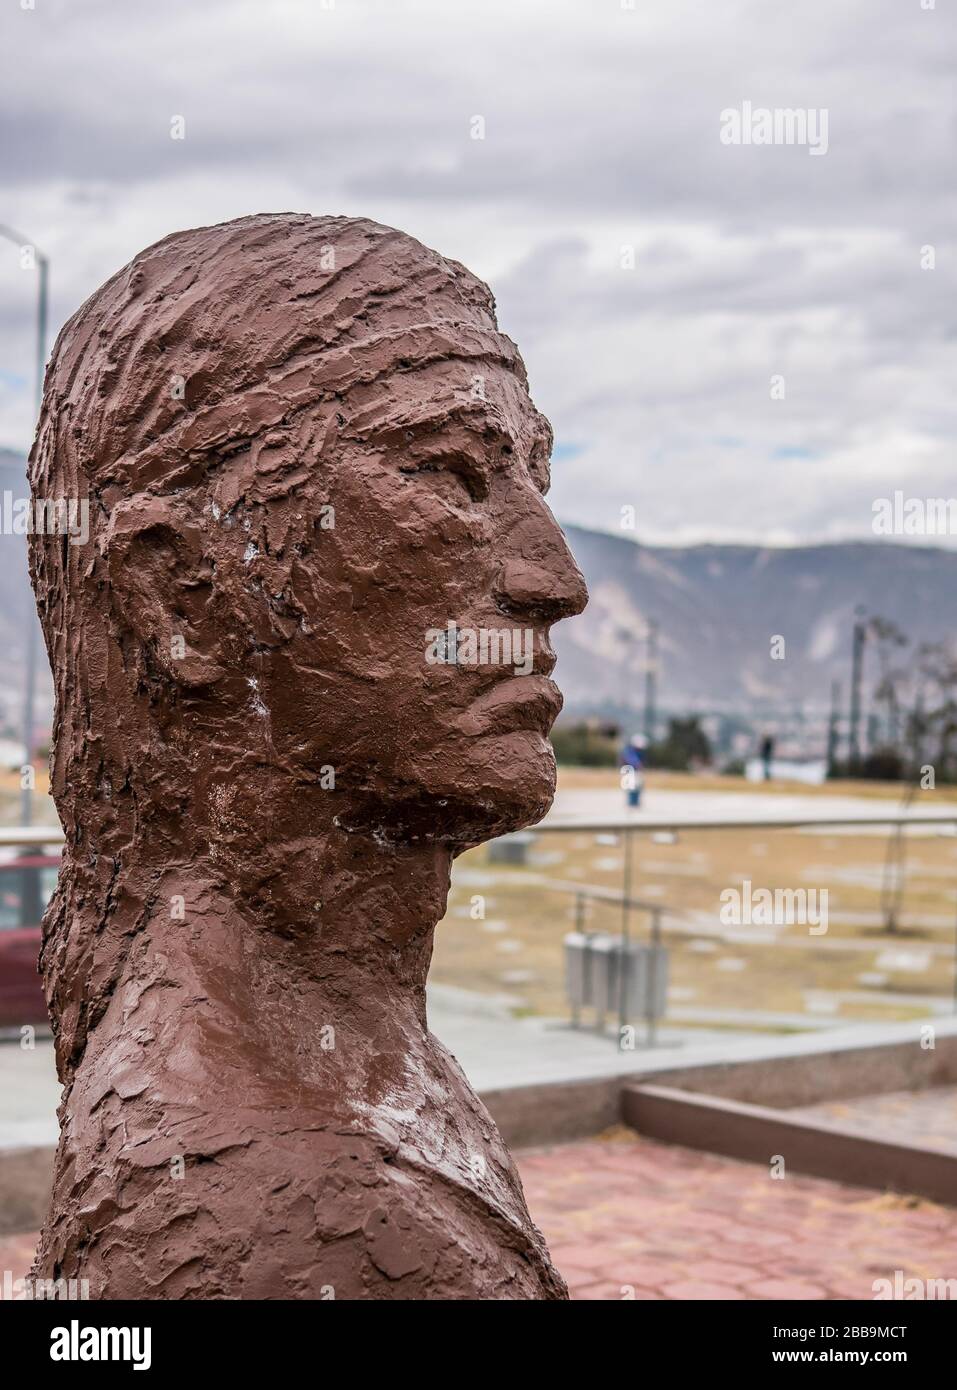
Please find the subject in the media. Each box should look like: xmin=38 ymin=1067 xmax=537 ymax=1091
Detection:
xmin=571 ymin=891 xmax=585 ymax=1028
xmin=647 ymin=907 xmax=662 ymax=1047
xmin=953 ymin=825 xmax=957 ymax=1016
xmin=619 ymin=825 xmax=633 ymax=1039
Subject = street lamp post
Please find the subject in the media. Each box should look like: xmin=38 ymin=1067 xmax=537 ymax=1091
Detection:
xmin=643 ymin=618 xmax=658 ymax=743
xmin=848 ymin=606 xmax=867 ymax=775
xmin=0 ymin=224 xmax=49 ymax=827
xmin=826 ymin=678 xmax=841 ymax=778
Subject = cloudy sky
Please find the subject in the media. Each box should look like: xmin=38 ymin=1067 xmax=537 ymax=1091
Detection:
xmin=1 ymin=0 xmax=954 ymax=545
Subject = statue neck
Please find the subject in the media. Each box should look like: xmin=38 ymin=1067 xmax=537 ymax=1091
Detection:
xmin=54 ymin=775 xmax=455 ymax=1081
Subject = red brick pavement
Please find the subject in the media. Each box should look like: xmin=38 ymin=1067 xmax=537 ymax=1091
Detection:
xmin=516 ymin=1128 xmax=957 ymax=1300
xmin=791 ymin=1085 xmax=957 ymax=1156
xmin=0 ymin=1230 xmax=36 ymax=1287
xmin=2 ymin=1129 xmax=955 ymax=1300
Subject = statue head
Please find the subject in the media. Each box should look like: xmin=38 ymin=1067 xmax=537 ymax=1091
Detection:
xmin=30 ymin=214 xmax=587 ymax=863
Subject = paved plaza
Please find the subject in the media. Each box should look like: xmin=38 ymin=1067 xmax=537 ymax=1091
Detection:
xmin=519 ymin=1129 xmax=957 ymax=1301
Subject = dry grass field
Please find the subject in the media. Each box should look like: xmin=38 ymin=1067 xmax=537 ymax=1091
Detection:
xmin=432 ymin=768 xmax=957 ymax=1029
xmin=0 ymin=768 xmax=55 ymax=827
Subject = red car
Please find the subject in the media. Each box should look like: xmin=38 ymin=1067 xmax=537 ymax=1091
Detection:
xmin=0 ymin=851 xmax=60 ymax=1028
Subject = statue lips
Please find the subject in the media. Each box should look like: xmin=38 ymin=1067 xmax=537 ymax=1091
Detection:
xmin=460 ymin=673 xmax=563 ymax=737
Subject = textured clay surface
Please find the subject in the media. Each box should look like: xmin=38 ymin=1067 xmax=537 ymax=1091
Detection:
xmin=27 ymin=212 xmax=587 ymax=1299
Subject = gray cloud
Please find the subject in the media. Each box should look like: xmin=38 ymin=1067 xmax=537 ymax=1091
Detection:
xmin=0 ymin=0 xmax=954 ymax=544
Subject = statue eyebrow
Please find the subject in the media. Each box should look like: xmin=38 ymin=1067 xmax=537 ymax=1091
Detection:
xmin=396 ymin=411 xmax=554 ymax=498
xmin=363 ymin=405 xmax=519 ymax=454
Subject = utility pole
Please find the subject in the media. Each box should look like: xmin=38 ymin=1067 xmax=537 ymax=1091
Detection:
xmin=615 ymin=624 xmax=634 ymax=735
xmin=848 ymin=607 xmax=867 ymax=774
xmin=643 ymin=619 xmax=658 ymax=743
xmin=0 ymin=224 xmax=49 ymax=827
xmin=826 ymin=679 xmax=841 ymax=777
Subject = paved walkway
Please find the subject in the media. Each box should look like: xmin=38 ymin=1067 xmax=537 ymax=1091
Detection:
xmin=519 ymin=1129 xmax=957 ymax=1300
xmin=791 ymin=1085 xmax=957 ymax=1157
xmin=0 ymin=1039 xmax=60 ymax=1148
xmin=428 ymin=991 xmax=754 ymax=1090
xmin=547 ymin=785 xmax=957 ymax=831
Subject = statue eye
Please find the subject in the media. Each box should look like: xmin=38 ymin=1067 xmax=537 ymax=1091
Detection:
xmin=399 ymin=456 xmax=488 ymax=504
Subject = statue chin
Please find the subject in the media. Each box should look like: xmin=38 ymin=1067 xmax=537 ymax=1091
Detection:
xmin=345 ymin=731 xmax=558 ymax=846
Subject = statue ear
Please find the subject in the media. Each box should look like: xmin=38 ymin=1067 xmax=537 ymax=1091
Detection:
xmin=105 ymin=497 xmax=226 ymax=689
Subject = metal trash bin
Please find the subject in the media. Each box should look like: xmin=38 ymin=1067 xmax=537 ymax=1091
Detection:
xmin=607 ymin=942 xmax=669 ymax=1022
xmin=565 ymin=931 xmax=669 ymax=1039
xmin=564 ymin=931 xmax=622 ymax=1026
xmin=564 ymin=931 xmax=592 ymax=1016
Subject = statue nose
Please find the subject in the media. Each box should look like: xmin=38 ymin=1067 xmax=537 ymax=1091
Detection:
xmin=494 ymin=551 xmax=588 ymax=624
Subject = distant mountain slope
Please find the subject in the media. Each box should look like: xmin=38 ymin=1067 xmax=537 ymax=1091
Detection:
xmin=554 ymin=523 xmax=957 ymax=715
xmin=0 ymin=450 xmax=39 ymax=729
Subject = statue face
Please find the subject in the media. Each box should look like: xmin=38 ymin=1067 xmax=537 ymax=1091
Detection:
xmin=40 ymin=215 xmax=587 ymax=853
xmin=238 ymin=355 xmax=588 ymax=843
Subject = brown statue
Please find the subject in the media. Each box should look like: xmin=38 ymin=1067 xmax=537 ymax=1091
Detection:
xmin=28 ymin=213 xmax=587 ymax=1299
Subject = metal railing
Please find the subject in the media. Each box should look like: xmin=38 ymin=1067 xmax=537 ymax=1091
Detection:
xmin=0 ymin=827 xmax=63 ymax=847
xmin=490 ymin=806 xmax=957 ymax=1041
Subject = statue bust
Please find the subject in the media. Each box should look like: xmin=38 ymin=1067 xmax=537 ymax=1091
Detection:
xmin=28 ymin=213 xmax=587 ymax=1299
